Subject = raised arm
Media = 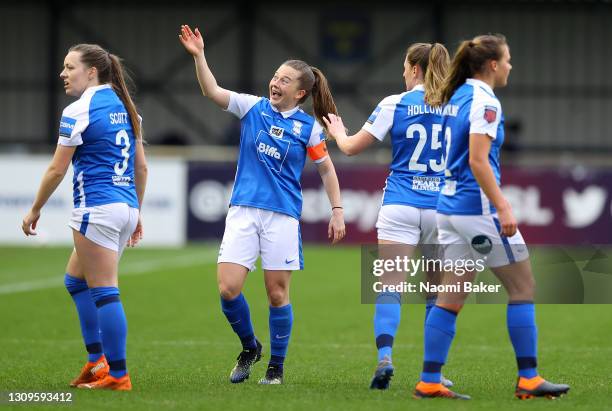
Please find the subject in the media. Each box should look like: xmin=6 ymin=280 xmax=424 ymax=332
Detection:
xmin=179 ymin=25 xmax=231 ymax=109
xmin=323 ymin=114 xmax=377 ymax=156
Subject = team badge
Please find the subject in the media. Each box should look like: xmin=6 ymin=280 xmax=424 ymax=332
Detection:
xmin=292 ymin=120 xmax=302 ymax=137
xmin=269 ymin=125 xmax=284 ymax=139
xmin=483 ymin=105 xmax=497 ymax=123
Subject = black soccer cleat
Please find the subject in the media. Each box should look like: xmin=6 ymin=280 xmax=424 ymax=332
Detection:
xmin=369 ymin=356 xmax=394 ymax=390
xmin=229 ymin=339 xmax=262 ymax=383
xmin=258 ymin=364 xmax=283 ymax=385
xmin=515 ymin=376 xmax=570 ymax=400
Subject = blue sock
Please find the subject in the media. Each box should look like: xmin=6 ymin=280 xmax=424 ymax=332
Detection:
xmin=269 ymin=304 xmax=293 ymax=368
xmin=64 ymin=274 xmax=102 ymax=362
xmin=90 ymin=287 xmax=127 ymax=378
xmin=424 ymin=296 xmax=436 ymax=322
xmin=507 ymin=302 xmax=538 ymax=378
xmin=373 ymin=292 xmax=401 ymax=362
xmin=421 ymin=306 xmax=457 ymax=383
xmin=221 ymin=293 xmax=257 ymax=350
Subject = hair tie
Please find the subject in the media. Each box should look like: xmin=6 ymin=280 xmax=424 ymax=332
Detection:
xmin=468 ymin=41 xmax=475 ymax=48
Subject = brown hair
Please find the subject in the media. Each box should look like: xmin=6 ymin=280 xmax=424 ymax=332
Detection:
xmin=69 ymin=44 xmax=142 ymax=140
xmin=282 ymin=59 xmax=339 ymax=130
xmin=434 ymin=34 xmax=507 ymax=106
xmin=405 ymin=42 xmax=450 ymax=106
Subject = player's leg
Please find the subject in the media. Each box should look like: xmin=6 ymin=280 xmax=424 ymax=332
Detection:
xmin=488 ymin=227 xmax=569 ymax=399
xmin=414 ymin=214 xmax=473 ymax=399
xmin=257 ymin=209 xmax=300 ymax=385
xmin=64 ymin=249 xmax=108 ymax=386
xmin=260 ymin=269 xmax=292 ymax=384
xmin=75 ymin=204 xmax=137 ymax=391
xmin=217 ymin=206 xmax=261 ymax=383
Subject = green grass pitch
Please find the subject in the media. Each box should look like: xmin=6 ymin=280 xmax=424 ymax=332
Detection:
xmin=0 ymin=245 xmax=610 ymax=410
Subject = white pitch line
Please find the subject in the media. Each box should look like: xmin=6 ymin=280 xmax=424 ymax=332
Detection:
xmin=0 ymin=251 xmax=217 ymax=295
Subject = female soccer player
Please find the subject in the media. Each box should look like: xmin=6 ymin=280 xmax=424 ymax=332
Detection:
xmin=413 ymin=34 xmax=570 ymax=400
xmin=179 ymin=24 xmax=345 ymax=385
xmin=325 ymin=43 xmax=453 ymax=390
xmin=22 ymin=44 xmax=147 ymax=391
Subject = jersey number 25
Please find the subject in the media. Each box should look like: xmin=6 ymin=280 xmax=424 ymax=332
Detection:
xmin=406 ymin=123 xmax=445 ymax=173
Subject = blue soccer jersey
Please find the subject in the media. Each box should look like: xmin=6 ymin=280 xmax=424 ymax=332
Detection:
xmin=437 ymin=78 xmax=504 ymax=215
xmin=362 ymin=85 xmax=445 ymax=209
xmin=226 ymin=92 xmax=328 ymax=219
xmin=58 ymin=84 xmax=139 ymax=209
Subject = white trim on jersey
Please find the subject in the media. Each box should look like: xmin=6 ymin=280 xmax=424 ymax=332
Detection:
xmin=467 ymin=79 xmax=502 ymax=139
xmin=57 ymin=86 xmax=109 ymax=146
xmin=307 ymin=121 xmax=328 ymax=163
xmin=361 ymin=93 xmax=405 ymax=141
xmin=479 ymin=187 xmax=491 ymax=216
xmin=226 ymin=92 xmax=262 ymax=119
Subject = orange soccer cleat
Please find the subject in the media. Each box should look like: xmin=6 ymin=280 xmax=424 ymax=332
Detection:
xmin=515 ymin=375 xmax=570 ymax=400
xmin=78 ymin=374 xmax=132 ymax=391
xmin=69 ymin=356 xmax=109 ymax=387
xmin=413 ymin=381 xmax=471 ymax=400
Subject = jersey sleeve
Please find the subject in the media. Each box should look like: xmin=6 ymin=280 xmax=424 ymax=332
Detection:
xmin=225 ymin=92 xmax=262 ymax=119
xmin=469 ymin=96 xmax=502 ymax=140
xmin=58 ymin=99 xmax=89 ymax=146
xmin=361 ymin=95 xmax=399 ymax=141
xmin=307 ymin=121 xmax=328 ymax=163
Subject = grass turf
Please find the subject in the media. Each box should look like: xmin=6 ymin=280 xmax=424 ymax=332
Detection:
xmin=0 ymin=244 xmax=610 ymax=410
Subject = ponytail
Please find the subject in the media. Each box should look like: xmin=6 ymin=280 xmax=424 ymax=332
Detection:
xmin=423 ymin=43 xmax=450 ymax=106
xmin=436 ymin=34 xmax=507 ymax=106
xmin=69 ymin=44 xmax=142 ymax=141
xmin=310 ymin=66 xmax=339 ymax=129
xmin=109 ymin=54 xmax=142 ymax=141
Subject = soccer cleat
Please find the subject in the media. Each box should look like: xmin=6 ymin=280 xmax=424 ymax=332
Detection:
xmin=78 ymin=374 xmax=132 ymax=391
xmin=413 ymin=381 xmax=471 ymax=400
xmin=230 ymin=339 xmax=263 ymax=383
xmin=369 ymin=356 xmax=394 ymax=390
xmin=440 ymin=374 xmax=454 ymax=388
xmin=515 ymin=376 xmax=570 ymax=400
xmin=258 ymin=365 xmax=283 ymax=385
xmin=69 ymin=355 xmax=109 ymax=387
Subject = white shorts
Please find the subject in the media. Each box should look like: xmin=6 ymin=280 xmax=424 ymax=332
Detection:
xmin=436 ymin=213 xmax=529 ymax=268
xmin=69 ymin=203 xmax=139 ymax=254
xmin=218 ymin=205 xmax=302 ymax=271
xmin=376 ymin=205 xmax=438 ymax=257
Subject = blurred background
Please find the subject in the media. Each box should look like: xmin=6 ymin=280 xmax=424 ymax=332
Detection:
xmin=1 ymin=0 xmax=611 ymax=246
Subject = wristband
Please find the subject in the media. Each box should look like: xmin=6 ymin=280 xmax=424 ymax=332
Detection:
xmin=332 ymin=206 xmax=343 ymax=210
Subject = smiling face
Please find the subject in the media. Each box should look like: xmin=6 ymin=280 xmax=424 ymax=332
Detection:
xmin=59 ymin=51 xmax=98 ymax=97
xmin=269 ymin=64 xmax=307 ymax=112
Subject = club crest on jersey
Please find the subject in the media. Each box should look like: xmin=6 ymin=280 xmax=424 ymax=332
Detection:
xmin=483 ymin=106 xmax=497 ymax=123
xmin=269 ymin=125 xmax=284 ymax=139
xmin=292 ymin=120 xmax=302 ymax=137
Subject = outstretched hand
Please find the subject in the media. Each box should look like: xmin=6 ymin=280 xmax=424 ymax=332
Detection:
xmin=322 ymin=113 xmax=347 ymax=141
xmin=179 ymin=25 xmax=204 ymax=56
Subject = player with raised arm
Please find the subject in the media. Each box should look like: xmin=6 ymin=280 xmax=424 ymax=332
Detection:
xmin=179 ymin=24 xmax=345 ymax=385
xmin=325 ymin=43 xmax=453 ymax=390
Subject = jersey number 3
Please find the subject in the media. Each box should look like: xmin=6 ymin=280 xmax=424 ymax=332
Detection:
xmin=405 ymin=123 xmax=445 ymax=172
xmin=114 ymin=129 xmax=131 ymax=176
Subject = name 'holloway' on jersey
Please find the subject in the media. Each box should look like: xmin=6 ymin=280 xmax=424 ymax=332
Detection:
xmin=362 ymin=84 xmax=445 ymax=209
xmin=226 ymin=92 xmax=328 ymax=220
xmin=437 ymin=78 xmax=504 ymax=215
xmin=58 ymin=84 xmax=139 ymax=209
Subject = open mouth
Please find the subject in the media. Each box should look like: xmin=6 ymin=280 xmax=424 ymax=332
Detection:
xmin=270 ymin=88 xmax=282 ymax=99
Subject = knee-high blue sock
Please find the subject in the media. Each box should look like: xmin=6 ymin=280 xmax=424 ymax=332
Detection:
xmin=421 ymin=306 xmax=457 ymax=383
xmin=221 ymin=293 xmax=257 ymax=350
xmin=90 ymin=287 xmax=127 ymax=378
xmin=64 ymin=274 xmax=102 ymax=362
xmin=373 ymin=292 xmax=401 ymax=362
xmin=269 ymin=304 xmax=293 ymax=368
xmin=425 ymin=296 xmax=437 ymax=322
xmin=507 ymin=302 xmax=538 ymax=378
